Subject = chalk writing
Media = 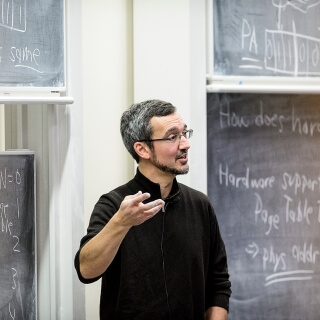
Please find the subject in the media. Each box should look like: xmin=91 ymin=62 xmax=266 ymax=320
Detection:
xmin=262 ymin=245 xmax=286 ymax=272
xmin=219 ymin=161 xmax=320 ymax=286
xmin=245 ymin=242 xmax=259 ymax=258
xmin=219 ymin=103 xmax=250 ymax=129
xmin=254 ymin=193 xmax=280 ymax=235
xmin=284 ymin=195 xmax=314 ymax=224
xmin=0 ymin=168 xmax=21 ymax=190
xmin=0 ymin=1 xmax=43 ymax=74
xmin=0 ymin=0 xmax=64 ymax=88
xmin=292 ymin=242 xmax=319 ymax=264
xmin=282 ymin=172 xmax=320 ymax=195
xmin=208 ymin=92 xmax=320 ymax=318
xmin=265 ymin=270 xmax=314 ymax=286
xmin=245 ymin=241 xmax=318 ymax=285
xmin=0 ymin=202 xmax=13 ymax=234
xmin=9 ymin=46 xmax=43 ymax=74
xmin=292 ymin=107 xmax=320 ymax=136
xmin=9 ymin=302 xmax=15 ymax=320
xmin=219 ymin=164 xmax=275 ymax=189
xmin=239 ymin=1 xmax=320 ymax=75
xmin=0 ymin=173 xmax=21 ymax=315
xmin=219 ymin=103 xmax=320 ymax=137
xmin=0 ymin=0 xmax=26 ymax=32
xmin=0 ymin=155 xmax=35 ymax=319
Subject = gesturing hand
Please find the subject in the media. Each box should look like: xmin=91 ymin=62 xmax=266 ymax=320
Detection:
xmin=117 ymin=191 xmax=165 ymax=227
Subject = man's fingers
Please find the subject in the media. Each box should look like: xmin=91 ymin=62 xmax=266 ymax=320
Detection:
xmin=118 ymin=193 xmax=165 ymax=226
xmin=143 ymin=199 xmax=165 ymax=213
xmin=122 ymin=192 xmax=164 ymax=217
xmin=125 ymin=191 xmax=143 ymax=200
xmin=125 ymin=191 xmax=151 ymax=203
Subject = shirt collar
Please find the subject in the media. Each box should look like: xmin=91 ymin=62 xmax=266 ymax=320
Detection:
xmin=128 ymin=168 xmax=180 ymax=201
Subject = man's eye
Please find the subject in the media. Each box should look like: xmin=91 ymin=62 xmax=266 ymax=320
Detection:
xmin=182 ymin=131 xmax=188 ymax=138
xmin=168 ymin=135 xmax=177 ymax=142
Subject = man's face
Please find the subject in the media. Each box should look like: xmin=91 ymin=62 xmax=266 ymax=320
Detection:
xmin=148 ymin=113 xmax=191 ymax=176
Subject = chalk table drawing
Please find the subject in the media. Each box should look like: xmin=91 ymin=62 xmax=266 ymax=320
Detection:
xmin=213 ymin=0 xmax=320 ymax=77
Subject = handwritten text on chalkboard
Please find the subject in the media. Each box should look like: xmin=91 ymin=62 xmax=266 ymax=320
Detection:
xmin=213 ymin=0 xmax=320 ymax=76
xmin=0 ymin=153 xmax=35 ymax=320
xmin=0 ymin=0 xmax=64 ymax=87
xmin=207 ymin=93 xmax=320 ymax=319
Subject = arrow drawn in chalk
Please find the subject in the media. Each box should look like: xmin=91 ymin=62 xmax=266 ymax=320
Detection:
xmin=245 ymin=242 xmax=259 ymax=259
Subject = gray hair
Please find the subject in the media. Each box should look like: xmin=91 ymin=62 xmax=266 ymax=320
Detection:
xmin=120 ymin=99 xmax=176 ymax=163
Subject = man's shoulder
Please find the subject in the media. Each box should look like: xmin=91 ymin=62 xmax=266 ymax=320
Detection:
xmin=178 ymin=182 xmax=211 ymax=202
xmin=99 ymin=182 xmax=132 ymax=204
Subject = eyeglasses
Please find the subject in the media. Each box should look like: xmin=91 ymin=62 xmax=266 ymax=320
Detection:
xmin=138 ymin=129 xmax=193 ymax=144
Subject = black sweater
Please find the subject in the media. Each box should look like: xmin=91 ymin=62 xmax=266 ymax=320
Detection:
xmin=74 ymin=170 xmax=231 ymax=320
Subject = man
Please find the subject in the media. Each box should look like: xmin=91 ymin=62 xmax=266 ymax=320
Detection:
xmin=74 ymin=99 xmax=231 ymax=319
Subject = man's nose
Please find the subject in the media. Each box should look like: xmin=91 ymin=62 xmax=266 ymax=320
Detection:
xmin=179 ymin=135 xmax=190 ymax=149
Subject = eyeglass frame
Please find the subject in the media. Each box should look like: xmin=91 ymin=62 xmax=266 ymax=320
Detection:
xmin=137 ymin=129 xmax=193 ymax=144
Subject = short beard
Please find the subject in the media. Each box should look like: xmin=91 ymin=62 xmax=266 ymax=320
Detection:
xmin=151 ymin=156 xmax=189 ymax=176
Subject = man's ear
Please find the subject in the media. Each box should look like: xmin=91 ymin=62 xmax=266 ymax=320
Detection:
xmin=134 ymin=141 xmax=151 ymax=160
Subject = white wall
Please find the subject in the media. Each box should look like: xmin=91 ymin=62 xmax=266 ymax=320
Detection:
xmin=82 ymin=1 xmax=134 ymax=319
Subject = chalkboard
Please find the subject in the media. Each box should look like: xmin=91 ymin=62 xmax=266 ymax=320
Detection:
xmin=207 ymin=93 xmax=320 ymax=320
xmin=0 ymin=0 xmax=65 ymax=88
xmin=213 ymin=0 xmax=320 ymax=77
xmin=0 ymin=151 xmax=36 ymax=320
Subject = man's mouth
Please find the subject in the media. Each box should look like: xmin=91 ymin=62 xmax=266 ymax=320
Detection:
xmin=176 ymin=153 xmax=188 ymax=161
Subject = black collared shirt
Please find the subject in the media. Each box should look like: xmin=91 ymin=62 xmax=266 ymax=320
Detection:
xmin=75 ymin=169 xmax=231 ymax=319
